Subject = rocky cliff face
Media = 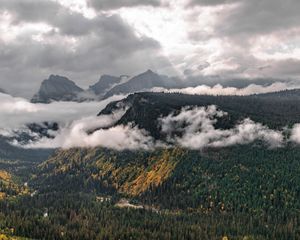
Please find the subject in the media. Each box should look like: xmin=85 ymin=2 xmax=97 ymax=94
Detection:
xmin=89 ymin=74 xmax=123 ymax=96
xmin=103 ymin=70 xmax=174 ymax=98
xmin=31 ymin=75 xmax=84 ymax=103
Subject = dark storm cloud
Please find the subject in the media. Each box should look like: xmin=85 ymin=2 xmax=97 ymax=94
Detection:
xmin=219 ymin=0 xmax=300 ymax=36
xmin=188 ymin=0 xmax=300 ymax=36
xmin=262 ymin=59 xmax=300 ymax=77
xmin=0 ymin=0 xmax=97 ymax=36
xmin=87 ymin=0 xmax=163 ymax=11
xmin=1 ymin=0 xmax=299 ymax=97
xmin=0 ymin=0 xmax=172 ymax=97
xmin=0 ymin=0 xmax=60 ymax=23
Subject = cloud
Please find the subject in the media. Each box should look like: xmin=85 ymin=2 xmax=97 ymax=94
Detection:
xmin=181 ymin=0 xmax=300 ymax=81
xmin=19 ymin=112 xmax=154 ymax=150
xmin=16 ymin=103 xmax=285 ymax=150
xmin=0 ymin=92 xmax=125 ymax=129
xmin=0 ymin=1 xmax=172 ymax=97
xmin=88 ymin=0 xmax=164 ymax=11
xmin=0 ymin=91 xmax=155 ymax=150
xmin=215 ymin=0 xmax=300 ymax=36
xmin=290 ymin=124 xmax=300 ymax=144
xmin=263 ymin=59 xmax=300 ymax=77
xmin=187 ymin=0 xmax=300 ymax=36
xmin=1 ymin=0 xmax=300 ymax=100
xmin=152 ymin=82 xmax=300 ymax=96
xmin=160 ymin=105 xmax=283 ymax=149
xmin=187 ymin=0 xmax=238 ymax=6
xmin=0 ymin=0 xmax=61 ymax=24
xmin=183 ymin=62 xmax=211 ymax=76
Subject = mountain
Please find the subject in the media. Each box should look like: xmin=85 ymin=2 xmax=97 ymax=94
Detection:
xmin=99 ymin=90 xmax=300 ymax=139
xmin=88 ymin=74 xmax=124 ymax=96
xmin=103 ymin=70 xmax=179 ymax=98
xmin=30 ymin=70 xmax=176 ymax=102
xmin=31 ymin=75 xmax=84 ymax=103
xmin=29 ymin=71 xmax=293 ymax=103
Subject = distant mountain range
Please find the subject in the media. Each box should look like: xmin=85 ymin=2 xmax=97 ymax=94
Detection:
xmin=30 ymin=70 xmax=179 ymax=103
xmin=29 ymin=70 xmax=290 ymax=103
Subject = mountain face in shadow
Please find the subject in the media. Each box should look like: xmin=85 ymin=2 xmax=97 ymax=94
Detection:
xmin=31 ymin=75 xmax=84 ymax=103
xmin=88 ymin=74 xmax=124 ymax=97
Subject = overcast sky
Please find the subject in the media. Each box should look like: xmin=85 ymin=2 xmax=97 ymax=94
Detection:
xmin=1 ymin=0 xmax=300 ymax=97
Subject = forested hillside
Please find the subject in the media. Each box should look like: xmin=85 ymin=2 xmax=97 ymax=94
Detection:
xmin=33 ymin=146 xmax=300 ymax=213
xmin=1 ymin=91 xmax=300 ymax=239
xmin=100 ymin=92 xmax=300 ymax=139
xmin=1 ymin=145 xmax=299 ymax=239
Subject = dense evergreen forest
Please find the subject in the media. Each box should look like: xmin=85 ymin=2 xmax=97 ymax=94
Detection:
xmin=1 ymin=145 xmax=299 ymax=239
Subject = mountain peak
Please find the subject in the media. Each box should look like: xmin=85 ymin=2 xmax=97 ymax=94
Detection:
xmin=145 ymin=69 xmax=154 ymax=74
xmin=31 ymin=75 xmax=83 ymax=103
xmin=141 ymin=69 xmax=158 ymax=76
xmin=89 ymin=74 xmax=123 ymax=96
xmin=102 ymin=70 xmax=164 ymax=98
xmin=49 ymin=74 xmax=57 ymax=79
xmin=46 ymin=74 xmax=75 ymax=83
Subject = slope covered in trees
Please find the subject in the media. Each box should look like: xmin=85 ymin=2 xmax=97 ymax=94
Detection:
xmin=1 ymin=90 xmax=300 ymax=239
xmin=100 ymin=91 xmax=300 ymax=139
xmin=1 ymin=145 xmax=299 ymax=239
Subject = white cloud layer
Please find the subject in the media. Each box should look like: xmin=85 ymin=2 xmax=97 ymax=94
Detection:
xmin=0 ymin=92 xmax=125 ymax=129
xmin=160 ymin=105 xmax=283 ymax=149
xmin=290 ymin=124 xmax=300 ymax=144
xmin=152 ymin=82 xmax=300 ymax=96
xmin=0 ymin=92 xmax=153 ymax=150
xmin=2 ymin=91 xmax=300 ymax=151
xmin=14 ymin=104 xmax=287 ymax=150
xmin=22 ymin=111 xmax=154 ymax=150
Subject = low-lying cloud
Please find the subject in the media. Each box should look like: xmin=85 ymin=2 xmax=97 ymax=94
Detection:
xmin=0 ymin=93 xmax=153 ymax=150
xmin=18 ymin=111 xmax=154 ymax=151
xmin=152 ymin=82 xmax=300 ymax=96
xmin=160 ymin=105 xmax=283 ymax=149
xmin=290 ymin=124 xmax=300 ymax=144
xmin=3 ymin=90 xmax=300 ymax=150
xmin=16 ymin=104 xmax=287 ymax=150
xmin=0 ymin=92 xmax=125 ymax=130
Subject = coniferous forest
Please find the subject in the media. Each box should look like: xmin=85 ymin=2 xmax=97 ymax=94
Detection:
xmin=0 ymin=145 xmax=299 ymax=239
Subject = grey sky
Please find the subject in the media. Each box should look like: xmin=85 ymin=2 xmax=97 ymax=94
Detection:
xmin=0 ymin=0 xmax=299 ymax=97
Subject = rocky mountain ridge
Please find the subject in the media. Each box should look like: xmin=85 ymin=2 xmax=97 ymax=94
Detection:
xmin=30 ymin=69 xmax=291 ymax=103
